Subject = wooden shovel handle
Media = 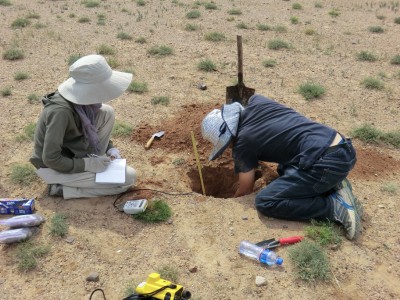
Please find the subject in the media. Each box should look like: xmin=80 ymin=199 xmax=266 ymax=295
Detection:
xmin=145 ymin=135 xmax=155 ymax=150
xmin=237 ymin=35 xmax=243 ymax=85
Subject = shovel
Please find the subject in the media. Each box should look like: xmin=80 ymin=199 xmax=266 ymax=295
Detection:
xmin=226 ymin=35 xmax=255 ymax=106
xmin=144 ymin=131 xmax=165 ymax=150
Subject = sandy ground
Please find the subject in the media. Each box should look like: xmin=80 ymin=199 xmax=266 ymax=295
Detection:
xmin=0 ymin=0 xmax=399 ymax=299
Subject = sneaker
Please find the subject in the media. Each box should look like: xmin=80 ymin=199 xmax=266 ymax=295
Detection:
xmin=332 ymin=180 xmax=362 ymax=240
xmin=48 ymin=184 xmax=63 ymax=197
xmin=342 ymin=178 xmax=364 ymax=218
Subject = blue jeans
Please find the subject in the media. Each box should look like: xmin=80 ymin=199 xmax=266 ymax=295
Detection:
xmin=255 ymin=139 xmax=356 ymax=221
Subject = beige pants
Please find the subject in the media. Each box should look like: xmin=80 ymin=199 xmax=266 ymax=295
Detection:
xmin=37 ymin=104 xmax=137 ymax=199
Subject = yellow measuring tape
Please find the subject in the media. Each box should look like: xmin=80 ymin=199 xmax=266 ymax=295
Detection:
xmin=190 ymin=131 xmax=206 ymax=196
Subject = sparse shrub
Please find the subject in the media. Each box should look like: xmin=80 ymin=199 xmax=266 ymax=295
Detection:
xmin=135 ymin=37 xmax=147 ymax=44
xmin=257 ymin=23 xmax=271 ymax=31
xmin=205 ymin=2 xmax=217 ymax=10
xmin=151 ymin=96 xmax=170 ymax=106
xmin=329 ymin=9 xmax=340 ymax=17
xmin=197 ymin=59 xmax=216 ymax=72
xmin=368 ymin=25 xmax=384 ymax=33
xmin=11 ymin=18 xmax=31 ymax=29
xmin=49 ymin=214 xmax=69 ymax=237
xmin=158 ymin=266 xmax=179 ymax=282
xmin=0 ymin=0 xmax=12 ymax=6
xmin=228 ymin=8 xmax=242 ymax=15
xmin=106 ymin=58 xmax=118 ymax=68
xmin=26 ymin=12 xmax=40 ymax=19
xmin=236 ymin=22 xmax=249 ymax=29
xmin=67 ymin=54 xmax=82 ymax=65
xmin=14 ymin=71 xmax=29 ymax=81
xmin=128 ymin=81 xmax=148 ymax=94
xmin=380 ymin=182 xmax=398 ymax=195
xmin=148 ymin=45 xmax=173 ymax=57
xmin=16 ymin=122 xmax=36 ymax=141
xmin=205 ymin=32 xmax=226 ymax=41
xmin=274 ymin=25 xmax=287 ymax=32
xmin=10 ymin=164 xmax=37 ymax=185
xmin=298 ymin=82 xmax=326 ymax=100
xmin=376 ymin=15 xmax=386 ymax=20
xmin=69 ymin=13 xmax=76 ymax=18
xmin=133 ymin=199 xmax=172 ymax=222
xmin=305 ymin=28 xmax=316 ymax=35
xmin=305 ymin=220 xmax=342 ymax=246
xmin=78 ymin=16 xmax=90 ymax=23
xmin=1 ymin=87 xmax=12 ymax=97
xmin=262 ymin=59 xmax=277 ymax=68
xmin=16 ymin=241 xmax=50 ymax=272
xmin=136 ymin=0 xmax=146 ymax=6
xmin=288 ymin=240 xmax=331 ymax=282
xmin=351 ymin=124 xmax=400 ymax=148
xmin=315 ymin=2 xmax=323 ymax=8
xmin=292 ymin=3 xmax=302 ymax=9
xmin=267 ymin=39 xmax=291 ymax=50
xmin=27 ymin=93 xmax=40 ymax=104
xmin=390 ymin=55 xmax=400 ymax=65
xmin=186 ymin=10 xmax=201 ymax=19
xmin=97 ymin=44 xmax=115 ymax=55
xmin=82 ymin=0 xmax=100 ymax=8
xmin=361 ymin=77 xmax=384 ymax=90
xmin=97 ymin=13 xmax=106 ymax=25
xmin=112 ymin=120 xmax=133 ymax=137
xmin=291 ymin=16 xmax=299 ymax=24
xmin=356 ymin=51 xmax=378 ymax=62
xmin=185 ymin=23 xmax=199 ymax=31
xmin=117 ymin=32 xmax=132 ymax=40
xmin=395 ymin=17 xmax=400 ymax=24
xmin=34 ymin=22 xmax=46 ymax=29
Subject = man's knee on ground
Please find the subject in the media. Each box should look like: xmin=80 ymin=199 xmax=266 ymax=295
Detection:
xmin=255 ymin=193 xmax=275 ymax=217
xmin=126 ymin=166 xmax=137 ymax=186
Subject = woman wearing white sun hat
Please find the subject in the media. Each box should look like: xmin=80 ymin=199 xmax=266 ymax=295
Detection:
xmin=30 ymin=54 xmax=136 ymax=199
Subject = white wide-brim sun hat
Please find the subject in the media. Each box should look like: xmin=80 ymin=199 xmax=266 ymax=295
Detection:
xmin=201 ymin=102 xmax=244 ymax=160
xmin=58 ymin=54 xmax=133 ymax=105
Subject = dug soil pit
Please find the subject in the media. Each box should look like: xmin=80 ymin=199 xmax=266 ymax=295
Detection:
xmin=132 ymin=103 xmax=279 ymax=198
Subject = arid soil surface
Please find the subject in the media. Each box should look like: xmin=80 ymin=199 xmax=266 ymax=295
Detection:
xmin=1 ymin=0 xmax=400 ymax=299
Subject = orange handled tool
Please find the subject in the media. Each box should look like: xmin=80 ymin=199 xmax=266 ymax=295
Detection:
xmin=256 ymin=236 xmax=304 ymax=249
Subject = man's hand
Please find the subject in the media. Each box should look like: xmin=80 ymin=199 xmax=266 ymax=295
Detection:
xmin=106 ymin=148 xmax=121 ymax=160
xmin=83 ymin=157 xmax=111 ymax=173
xmin=234 ymin=169 xmax=255 ymax=197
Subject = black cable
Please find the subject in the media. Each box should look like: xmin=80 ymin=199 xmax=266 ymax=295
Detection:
xmin=113 ymin=188 xmax=195 ymax=210
xmin=89 ymin=288 xmax=106 ymax=300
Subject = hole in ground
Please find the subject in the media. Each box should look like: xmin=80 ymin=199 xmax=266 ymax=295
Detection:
xmin=187 ymin=165 xmax=238 ymax=198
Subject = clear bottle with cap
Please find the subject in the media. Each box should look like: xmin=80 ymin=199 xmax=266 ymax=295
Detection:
xmin=239 ymin=240 xmax=283 ymax=266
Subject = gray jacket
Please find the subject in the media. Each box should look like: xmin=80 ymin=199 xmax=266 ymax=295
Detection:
xmin=30 ymin=92 xmax=113 ymax=173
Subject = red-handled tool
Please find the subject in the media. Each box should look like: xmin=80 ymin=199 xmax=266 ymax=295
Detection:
xmin=256 ymin=236 xmax=304 ymax=249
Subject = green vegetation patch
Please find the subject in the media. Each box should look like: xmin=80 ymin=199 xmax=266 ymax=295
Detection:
xmin=158 ymin=265 xmax=179 ymax=282
xmin=186 ymin=10 xmax=201 ymax=19
xmin=16 ymin=122 xmax=36 ymax=142
xmin=128 ymin=81 xmax=148 ymax=94
xmin=351 ymin=124 xmax=400 ymax=148
xmin=49 ymin=214 xmax=69 ymax=237
xmin=185 ymin=23 xmax=199 ymax=31
xmin=112 ymin=120 xmax=133 ymax=137
xmin=151 ymin=96 xmax=170 ymax=106
xmin=14 ymin=71 xmax=29 ymax=81
xmin=305 ymin=220 xmax=342 ymax=246
xmin=267 ymin=39 xmax=291 ymax=50
xmin=0 ymin=0 xmax=12 ymax=6
xmin=257 ymin=23 xmax=271 ymax=31
xmin=298 ymin=82 xmax=326 ymax=100
xmin=11 ymin=18 xmax=31 ymax=29
xmin=16 ymin=241 xmax=50 ymax=272
xmin=10 ymin=164 xmax=37 ymax=185
xmin=197 ymin=59 xmax=216 ymax=72
xmin=82 ymin=0 xmax=100 ymax=8
xmin=67 ymin=54 xmax=82 ymax=66
xmin=368 ymin=25 xmax=384 ymax=33
xmin=204 ymin=32 xmax=225 ymax=41
xmin=390 ymin=54 xmax=400 ymax=65
xmin=148 ymin=45 xmax=173 ymax=57
xmin=361 ymin=77 xmax=384 ymax=90
xmin=380 ymin=182 xmax=398 ymax=195
xmin=227 ymin=8 xmax=242 ymax=15
xmin=97 ymin=44 xmax=115 ymax=55
xmin=262 ymin=59 xmax=277 ymax=68
xmin=133 ymin=199 xmax=172 ymax=222
xmin=117 ymin=32 xmax=133 ymax=40
xmin=356 ymin=51 xmax=378 ymax=62
xmin=1 ymin=87 xmax=12 ymax=97
xmin=288 ymin=239 xmax=331 ymax=282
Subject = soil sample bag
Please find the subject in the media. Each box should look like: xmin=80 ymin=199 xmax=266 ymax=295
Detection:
xmin=0 ymin=228 xmax=34 ymax=244
xmin=0 ymin=214 xmax=45 ymax=228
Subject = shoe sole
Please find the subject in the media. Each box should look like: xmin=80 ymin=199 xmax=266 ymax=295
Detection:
xmin=337 ymin=180 xmax=362 ymax=240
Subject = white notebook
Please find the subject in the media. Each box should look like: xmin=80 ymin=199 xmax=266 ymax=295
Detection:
xmin=95 ymin=159 xmax=126 ymax=184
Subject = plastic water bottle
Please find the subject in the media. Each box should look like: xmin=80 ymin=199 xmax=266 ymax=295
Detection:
xmin=239 ymin=240 xmax=283 ymax=266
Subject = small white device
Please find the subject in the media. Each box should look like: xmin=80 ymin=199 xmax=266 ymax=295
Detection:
xmin=123 ymin=199 xmax=148 ymax=214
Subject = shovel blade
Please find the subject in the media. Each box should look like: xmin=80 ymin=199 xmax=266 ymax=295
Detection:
xmin=153 ymin=131 xmax=165 ymax=138
xmin=226 ymin=85 xmax=255 ymax=106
